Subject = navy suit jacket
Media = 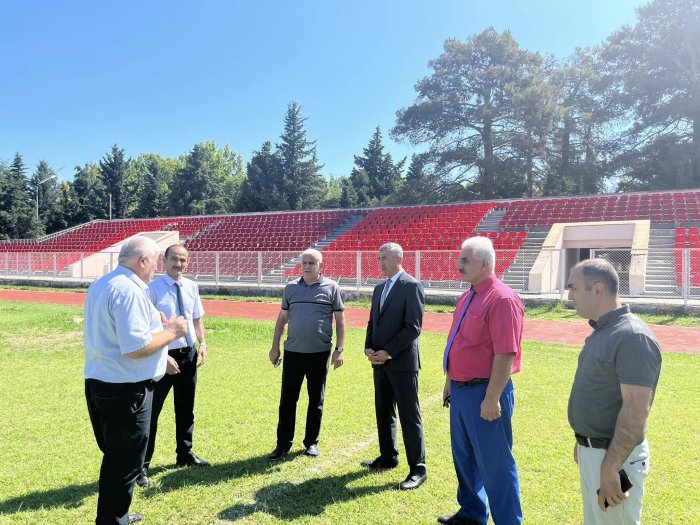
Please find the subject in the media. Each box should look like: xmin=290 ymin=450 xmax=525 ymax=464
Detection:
xmin=365 ymin=271 xmax=425 ymax=372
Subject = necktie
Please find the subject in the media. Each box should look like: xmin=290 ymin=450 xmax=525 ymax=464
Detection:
xmin=443 ymin=288 xmax=475 ymax=373
xmin=175 ymin=282 xmax=186 ymax=318
xmin=380 ymin=278 xmax=392 ymax=310
xmin=175 ymin=282 xmax=193 ymax=346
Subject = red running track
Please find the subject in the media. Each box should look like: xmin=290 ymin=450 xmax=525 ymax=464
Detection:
xmin=0 ymin=289 xmax=696 ymax=354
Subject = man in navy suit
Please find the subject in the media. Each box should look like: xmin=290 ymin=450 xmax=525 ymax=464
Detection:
xmin=362 ymin=242 xmax=427 ymax=490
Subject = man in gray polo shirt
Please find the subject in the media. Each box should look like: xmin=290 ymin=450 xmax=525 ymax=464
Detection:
xmin=268 ymin=248 xmax=346 ymax=460
xmin=566 ymin=259 xmax=661 ymax=525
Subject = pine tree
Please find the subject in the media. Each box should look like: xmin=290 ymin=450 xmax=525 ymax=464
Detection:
xmin=0 ymin=154 xmax=42 ymax=238
xmin=278 ymin=102 xmax=326 ymax=210
xmin=238 ymin=142 xmax=287 ymax=211
xmin=353 ymin=127 xmax=404 ymax=201
xmin=99 ymin=145 xmax=131 ymax=219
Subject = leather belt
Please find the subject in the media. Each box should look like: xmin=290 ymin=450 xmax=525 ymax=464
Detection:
xmin=169 ymin=346 xmax=193 ymax=355
xmin=575 ymin=433 xmax=611 ymax=449
xmin=454 ymin=378 xmax=489 ymax=387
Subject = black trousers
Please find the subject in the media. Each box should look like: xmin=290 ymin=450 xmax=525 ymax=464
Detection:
xmin=276 ymin=350 xmax=331 ymax=449
xmin=144 ymin=348 xmax=197 ymax=468
xmin=85 ymin=378 xmax=154 ymax=525
xmin=373 ymin=366 xmax=426 ymax=472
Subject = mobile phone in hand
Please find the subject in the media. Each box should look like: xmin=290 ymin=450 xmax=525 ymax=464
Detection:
xmin=598 ymin=469 xmax=633 ymax=508
xmin=443 ymin=395 xmax=450 ymax=408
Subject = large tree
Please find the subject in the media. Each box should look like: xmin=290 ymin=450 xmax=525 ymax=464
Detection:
xmin=544 ymin=48 xmax=617 ymax=196
xmin=130 ymin=153 xmax=179 ymax=218
xmin=603 ymin=0 xmax=700 ymax=189
xmin=99 ymin=144 xmax=132 ymax=219
xmin=0 ymin=153 xmax=42 ymax=238
xmin=170 ymin=142 xmax=245 ymax=215
xmin=278 ymin=102 xmax=326 ymax=210
xmin=353 ymin=127 xmax=405 ymax=202
xmin=73 ymin=162 xmax=108 ymax=224
xmin=392 ymin=28 xmax=546 ymax=199
xmin=238 ymin=141 xmax=287 ymax=211
xmin=31 ymin=161 xmax=64 ymax=233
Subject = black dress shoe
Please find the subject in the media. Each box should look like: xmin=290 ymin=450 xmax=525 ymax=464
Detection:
xmin=135 ymin=468 xmax=149 ymax=488
xmin=304 ymin=444 xmax=319 ymax=457
xmin=268 ymin=446 xmax=291 ymax=461
xmin=437 ymin=513 xmax=480 ymax=525
xmin=399 ymin=471 xmax=427 ymax=490
xmin=361 ymin=456 xmax=399 ymax=470
xmin=128 ymin=512 xmax=144 ymax=524
xmin=176 ymin=452 xmax=210 ymax=467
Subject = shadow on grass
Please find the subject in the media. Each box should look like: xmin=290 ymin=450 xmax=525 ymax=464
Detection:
xmin=150 ymin=451 xmax=304 ymax=494
xmin=0 ymin=452 xmax=293 ymax=514
xmin=0 ymin=480 xmax=98 ymax=514
xmin=218 ymin=469 xmax=394 ymax=521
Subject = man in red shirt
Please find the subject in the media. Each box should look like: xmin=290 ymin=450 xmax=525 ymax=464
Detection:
xmin=438 ymin=236 xmax=524 ymax=525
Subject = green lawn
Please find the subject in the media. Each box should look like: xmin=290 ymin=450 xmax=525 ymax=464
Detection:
xmin=0 ymin=301 xmax=697 ymax=524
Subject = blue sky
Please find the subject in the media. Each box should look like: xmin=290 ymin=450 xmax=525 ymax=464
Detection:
xmin=1 ymin=0 xmax=644 ymax=181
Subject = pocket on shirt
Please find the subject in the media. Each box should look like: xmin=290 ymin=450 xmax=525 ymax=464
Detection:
xmin=462 ymin=313 xmax=486 ymax=343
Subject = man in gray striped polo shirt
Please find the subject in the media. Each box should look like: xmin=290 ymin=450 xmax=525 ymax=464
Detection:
xmin=268 ymin=248 xmax=346 ymax=460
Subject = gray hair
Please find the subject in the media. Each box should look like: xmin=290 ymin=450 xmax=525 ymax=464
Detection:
xmin=461 ymin=236 xmax=495 ymax=269
xmin=378 ymin=242 xmax=403 ymax=258
xmin=301 ymin=248 xmax=323 ymax=263
xmin=118 ymin=237 xmax=161 ymax=265
xmin=573 ymin=258 xmax=619 ymax=296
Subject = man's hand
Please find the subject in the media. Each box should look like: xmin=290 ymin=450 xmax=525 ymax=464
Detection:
xmin=480 ymin=396 xmax=501 ymax=421
xmin=598 ymin=466 xmax=629 ymax=510
xmin=161 ymin=312 xmax=188 ymax=339
xmin=369 ymin=350 xmax=390 ymax=365
xmin=166 ymin=355 xmax=180 ymax=375
xmin=332 ymin=350 xmax=344 ymax=370
xmin=443 ymin=379 xmax=451 ymax=406
xmin=197 ymin=344 xmax=208 ymax=366
xmin=573 ymin=442 xmax=579 ymax=465
xmin=269 ymin=347 xmax=281 ymax=366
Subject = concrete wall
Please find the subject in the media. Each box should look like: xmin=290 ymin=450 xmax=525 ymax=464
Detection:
xmin=66 ymin=231 xmax=179 ymax=279
xmin=529 ymin=220 xmax=650 ymax=294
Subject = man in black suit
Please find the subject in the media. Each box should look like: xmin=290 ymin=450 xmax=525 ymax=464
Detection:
xmin=362 ymin=242 xmax=427 ymax=490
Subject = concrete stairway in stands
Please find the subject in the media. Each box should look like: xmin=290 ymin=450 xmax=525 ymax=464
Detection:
xmin=501 ymin=231 xmax=548 ymax=292
xmin=644 ymin=228 xmax=678 ymax=296
xmin=475 ymin=208 xmax=508 ymax=232
xmin=264 ymin=214 xmax=366 ymax=281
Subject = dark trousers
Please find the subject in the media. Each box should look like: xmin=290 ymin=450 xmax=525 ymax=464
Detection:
xmin=276 ymin=350 xmax=331 ymax=449
xmin=144 ymin=348 xmax=197 ymax=468
xmin=373 ymin=366 xmax=426 ymax=472
xmin=450 ymin=379 xmax=522 ymax=525
xmin=85 ymin=378 xmax=153 ymax=525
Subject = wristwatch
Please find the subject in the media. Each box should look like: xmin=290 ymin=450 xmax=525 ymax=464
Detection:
xmin=335 ymin=346 xmax=344 ymax=353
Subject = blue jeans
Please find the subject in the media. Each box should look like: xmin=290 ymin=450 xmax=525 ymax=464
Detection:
xmin=449 ymin=379 xmax=522 ymax=525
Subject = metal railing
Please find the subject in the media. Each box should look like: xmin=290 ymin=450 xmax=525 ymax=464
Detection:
xmin=1 ymin=248 xmax=699 ymax=304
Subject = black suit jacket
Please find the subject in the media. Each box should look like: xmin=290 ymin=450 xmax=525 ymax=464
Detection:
xmin=365 ymin=271 xmax=425 ymax=372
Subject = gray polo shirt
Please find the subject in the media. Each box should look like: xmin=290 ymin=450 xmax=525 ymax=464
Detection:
xmin=568 ymin=305 xmax=662 ymax=439
xmin=282 ymin=275 xmax=344 ymax=354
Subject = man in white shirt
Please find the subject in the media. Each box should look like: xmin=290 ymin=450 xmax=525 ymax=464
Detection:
xmin=84 ymin=237 xmax=187 ymax=525
xmin=137 ymin=244 xmax=209 ymax=489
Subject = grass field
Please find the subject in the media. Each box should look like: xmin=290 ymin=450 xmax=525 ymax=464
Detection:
xmin=0 ymin=301 xmax=698 ymax=524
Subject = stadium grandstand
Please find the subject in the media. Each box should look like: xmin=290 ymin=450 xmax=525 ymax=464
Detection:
xmin=1 ymin=189 xmax=699 ymax=303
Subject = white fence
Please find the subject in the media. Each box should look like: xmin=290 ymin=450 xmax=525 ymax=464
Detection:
xmin=1 ymin=248 xmax=699 ymax=303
